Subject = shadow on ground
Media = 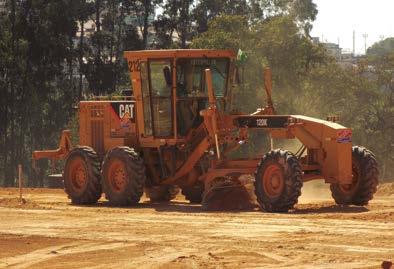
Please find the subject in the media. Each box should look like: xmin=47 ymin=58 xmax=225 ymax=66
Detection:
xmin=73 ymin=200 xmax=368 ymax=214
xmin=293 ymin=204 xmax=369 ymax=214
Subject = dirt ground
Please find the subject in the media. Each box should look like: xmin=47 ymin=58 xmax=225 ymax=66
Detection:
xmin=0 ymin=181 xmax=393 ymax=269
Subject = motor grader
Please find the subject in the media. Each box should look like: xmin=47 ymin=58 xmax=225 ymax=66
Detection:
xmin=32 ymin=49 xmax=379 ymax=212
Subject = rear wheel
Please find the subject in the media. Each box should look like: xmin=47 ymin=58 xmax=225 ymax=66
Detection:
xmin=254 ymin=149 xmax=303 ymax=212
xmin=63 ymin=147 xmax=102 ymax=204
xmin=145 ymin=185 xmax=179 ymax=202
xmin=101 ymin=147 xmax=146 ymax=206
xmin=330 ymin=146 xmax=379 ymax=206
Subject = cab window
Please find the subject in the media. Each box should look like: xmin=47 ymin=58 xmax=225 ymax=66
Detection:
xmin=176 ymin=58 xmax=229 ymax=136
xmin=149 ymin=60 xmax=173 ymax=137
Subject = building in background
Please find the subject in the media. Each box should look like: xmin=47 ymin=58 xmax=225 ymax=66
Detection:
xmin=124 ymin=13 xmax=155 ymax=28
xmin=323 ymin=42 xmax=342 ymax=60
xmin=312 ymin=36 xmax=360 ymax=66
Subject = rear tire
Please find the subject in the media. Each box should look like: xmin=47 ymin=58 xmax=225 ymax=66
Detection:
xmin=101 ymin=147 xmax=146 ymax=206
xmin=181 ymin=183 xmax=204 ymax=204
xmin=145 ymin=185 xmax=179 ymax=202
xmin=254 ymin=149 xmax=303 ymax=212
xmin=63 ymin=146 xmax=102 ymax=204
xmin=330 ymin=146 xmax=379 ymax=206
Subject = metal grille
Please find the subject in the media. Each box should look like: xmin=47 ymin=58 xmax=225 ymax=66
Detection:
xmin=89 ymin=105 xmax=104 ymax=156
xmin=91 ymin=120 xmax=104 ymax=156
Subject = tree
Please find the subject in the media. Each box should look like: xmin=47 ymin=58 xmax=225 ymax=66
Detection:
xmin=366 ymin=39 xmax=394 ymax=179
xmin=121 ymin=0 xmax=161 ymax=49
xmin=0 ymin=0 xmax=86 ymax=186
xmin=154 ymin=0 xmax=194 ymax=48
xmin=367 ymin=37 xmax=394 ymax=58
xmin=192 ymin=14 xmax=326 ymax=113
xmin=193 ymin=0 xmax=249 ymax=33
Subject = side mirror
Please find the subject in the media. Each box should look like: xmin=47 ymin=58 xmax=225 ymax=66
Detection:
xmin=163 ymin=66 xmax=172 ymax=86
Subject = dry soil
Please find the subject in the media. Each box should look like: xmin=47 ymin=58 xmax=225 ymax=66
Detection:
xmin=0 ymin=181 xmax=393 ymax=269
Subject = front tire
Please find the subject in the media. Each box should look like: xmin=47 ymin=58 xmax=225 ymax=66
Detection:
xmin=330 ymin=146 xmax=379 ymax=206
xmin=101 ymin=147 xmax=146 ymax=206
xmin=63 ymin=146 xmax=102 ymax=204
xmin=254 ymin=149 xmax=303 ymax=212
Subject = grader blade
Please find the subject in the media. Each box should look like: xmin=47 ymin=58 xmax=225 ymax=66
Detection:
xmin=202 ymin=177 xmax=256 ymax=211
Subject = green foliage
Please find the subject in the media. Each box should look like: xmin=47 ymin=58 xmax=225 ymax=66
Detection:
xmin=192 ymin=15 xmax=251 ymax=51
xmin=0 ymin=0 xmax=141 ymax=186
xmin=367 ymin=37 xmax=394 ymax=57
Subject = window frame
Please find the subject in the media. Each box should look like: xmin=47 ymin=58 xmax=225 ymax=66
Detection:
xmin=147 ymin=58 xmax=174 ymax=138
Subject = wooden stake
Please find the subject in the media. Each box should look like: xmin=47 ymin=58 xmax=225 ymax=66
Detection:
xmin=18 ymin=164 xmax=23 ymax=203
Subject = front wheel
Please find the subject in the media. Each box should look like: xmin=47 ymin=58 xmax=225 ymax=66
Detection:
xmin=254 ymin=149 xmax=303 ymax=212
xmin=330 ymin=146 xmax=379 ymax=206
xmin=101 ymin=147 xmax=146 ymax=206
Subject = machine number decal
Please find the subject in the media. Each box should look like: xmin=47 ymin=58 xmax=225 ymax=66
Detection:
xmin=236 ymin=116 xmax=289 ymax=129
xmin=128 ymin=59 xmax=141 ymax=72
xmin=256 ymin=118 xmax=268 ymax=127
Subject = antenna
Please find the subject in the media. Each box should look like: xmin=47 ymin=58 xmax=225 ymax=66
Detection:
xmin=362 ymin=34 xmax=368 ymax=54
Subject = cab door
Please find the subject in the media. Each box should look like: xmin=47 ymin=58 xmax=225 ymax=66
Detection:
xmin=139 ymin=59 xmax=174 ymax=138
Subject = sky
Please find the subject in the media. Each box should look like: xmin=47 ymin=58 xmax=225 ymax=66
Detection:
xmin=310 ymin=0 xmax=394 ymax=55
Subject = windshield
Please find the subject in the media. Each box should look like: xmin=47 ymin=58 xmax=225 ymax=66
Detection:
xmin=176 ymin=58 xmax=229 ymax=98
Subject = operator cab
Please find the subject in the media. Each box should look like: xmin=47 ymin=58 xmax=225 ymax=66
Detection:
xmin=125 ymin=49 xmax=234 ymax=141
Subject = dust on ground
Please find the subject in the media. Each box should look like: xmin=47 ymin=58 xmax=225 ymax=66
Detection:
xmin=0 ymin=182 xmax=393 ymax=269
xmin=376 ymin=183 xmax=394 ymax=196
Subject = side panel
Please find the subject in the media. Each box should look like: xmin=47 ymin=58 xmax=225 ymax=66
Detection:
xmin=79 ymin=101 xmax=137 ymax=157
xmin=290 ymin=115 xmax=353 ymax=184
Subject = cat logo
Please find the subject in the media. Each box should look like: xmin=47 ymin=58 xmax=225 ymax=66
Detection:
xmin=119 ymin=104 xmax=134 ymax=119
xmin=110 ymin=102 xmax=136 ymax=128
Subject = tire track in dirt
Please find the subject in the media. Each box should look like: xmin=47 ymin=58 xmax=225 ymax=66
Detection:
xmin=0 ymin=241 xmax=136 ymax=268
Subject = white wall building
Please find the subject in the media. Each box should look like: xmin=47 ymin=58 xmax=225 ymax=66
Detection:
xmin=322 ymin=42 xmax=342 ymax=60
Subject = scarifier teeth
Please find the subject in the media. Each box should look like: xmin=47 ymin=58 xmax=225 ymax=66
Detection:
xmin=202 ymin=177 xmax=256 ymax=211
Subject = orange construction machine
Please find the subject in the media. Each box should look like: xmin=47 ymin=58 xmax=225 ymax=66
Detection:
xmin=32 ymin=49 xmax=379 ymax=212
